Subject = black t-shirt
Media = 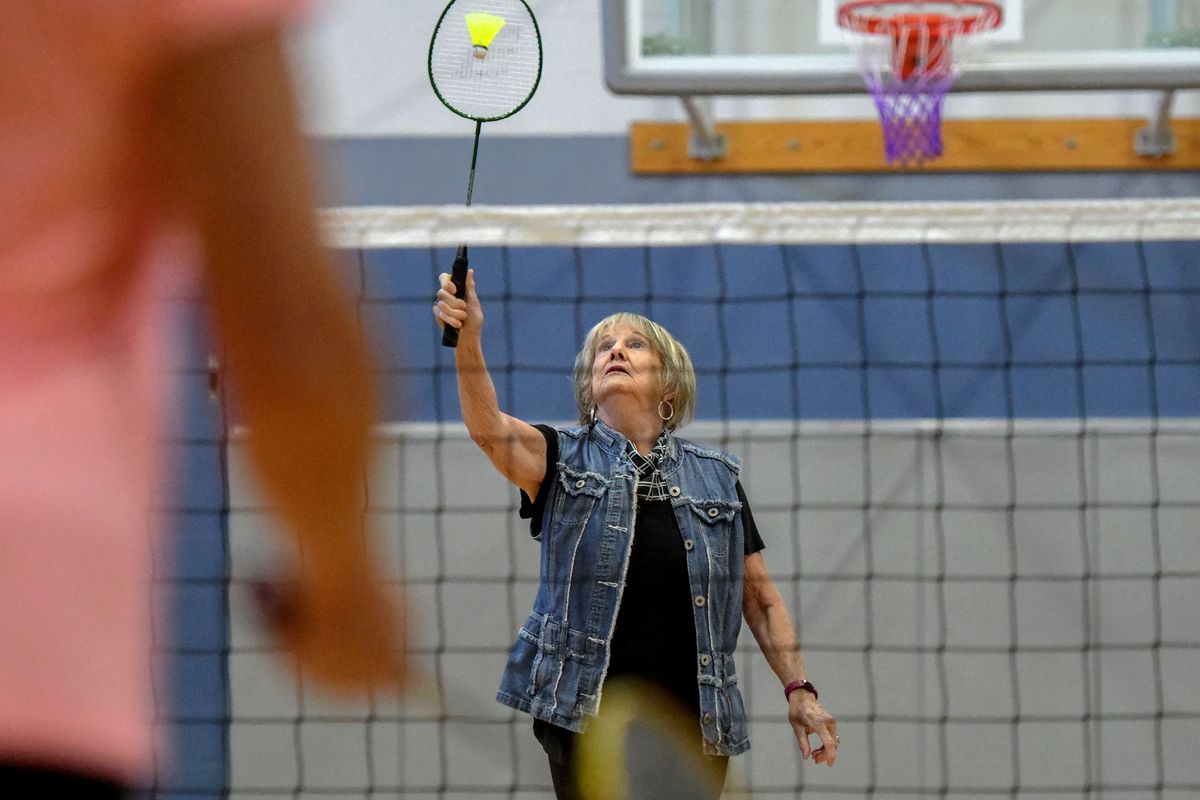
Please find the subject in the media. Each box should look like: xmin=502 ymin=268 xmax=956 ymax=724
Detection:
xmin=519 ymin=424 xmax=765 ymax=716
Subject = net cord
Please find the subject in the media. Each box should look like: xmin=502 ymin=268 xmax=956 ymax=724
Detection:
xmin=319 ymin=200 xmax=1200 ymax=249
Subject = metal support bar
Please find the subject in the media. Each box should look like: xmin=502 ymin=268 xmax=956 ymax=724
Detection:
xmin=680 ymin=96 xmax=727 ymax=161
xmin=1135 ymin=90 xmax=1178 ymax=157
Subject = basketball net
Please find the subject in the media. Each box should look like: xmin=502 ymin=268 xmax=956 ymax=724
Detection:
xmin=839 ymin=1 xmax=1002 ymax=165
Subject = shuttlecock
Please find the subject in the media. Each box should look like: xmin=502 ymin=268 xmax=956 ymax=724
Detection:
xmin=465 ymin=11 xmax=506 ymax=59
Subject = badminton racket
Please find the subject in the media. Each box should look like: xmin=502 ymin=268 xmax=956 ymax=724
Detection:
xmin=428 ymin=0 xmax=542 ymax=347
xmin=574 ymin=678 xmax=728 ymax=800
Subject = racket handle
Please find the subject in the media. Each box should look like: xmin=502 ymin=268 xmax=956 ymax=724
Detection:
xmin=441 ymin=245 xmax=470 ymax=348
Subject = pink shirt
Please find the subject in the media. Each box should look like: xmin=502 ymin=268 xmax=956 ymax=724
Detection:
xmin=0 ymin=0 xmax=301 ymax=784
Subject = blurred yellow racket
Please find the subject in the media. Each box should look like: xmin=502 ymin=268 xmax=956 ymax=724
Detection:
xmin=575 ymin=678 xmax=727 ymax=800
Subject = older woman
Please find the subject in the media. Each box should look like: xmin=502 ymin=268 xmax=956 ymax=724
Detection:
xmin=435 ymin=269 xmax=837 ymax=799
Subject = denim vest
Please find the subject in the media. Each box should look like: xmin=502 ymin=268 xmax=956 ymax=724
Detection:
xmin=495 ymin=419 xmax=751 ymax=756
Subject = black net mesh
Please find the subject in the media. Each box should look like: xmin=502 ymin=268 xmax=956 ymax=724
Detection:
xmin=153 ymin=201 xmax=1200 ymax=799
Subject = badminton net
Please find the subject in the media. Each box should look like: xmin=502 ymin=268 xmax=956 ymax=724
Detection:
xmin=156 ymin=199 xmax=1200 ymax=799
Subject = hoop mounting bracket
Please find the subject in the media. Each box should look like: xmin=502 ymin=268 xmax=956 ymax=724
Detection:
xmin=680 ymin=96 xmax=727 ymax=161
xmin=1135 ymin=90 xmax=1178 ymax=158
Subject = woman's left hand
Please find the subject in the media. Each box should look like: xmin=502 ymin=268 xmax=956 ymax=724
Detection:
xmin=788 ymin=692 xmax=839 ymax=766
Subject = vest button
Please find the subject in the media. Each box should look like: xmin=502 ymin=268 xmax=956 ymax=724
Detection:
xmin=669 ymin=486 xmax=681 ymax=497
xmin=575 ymin=479 xmax=586 ymax=488
xmin=702 ymin=713 xmax=713 ymax=725
xmin=700 ymin=654 xmax=711 ymax=666
xmin=707 ymin=507 xmax=720 ymax=517
xmin=684 ymin=539 xmax=694 ymax=551
xmin=694 ymin=595 xmax=706 ymax=607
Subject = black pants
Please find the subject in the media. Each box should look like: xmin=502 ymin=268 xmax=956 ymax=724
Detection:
xmin=0 ymin=764 xmax=127 ymax=800
xmin=535 ymin=719 xmax=728 ymax=800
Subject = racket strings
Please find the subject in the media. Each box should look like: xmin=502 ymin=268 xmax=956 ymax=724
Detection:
xmin=430 ymin=0 xmax=541 ymax=121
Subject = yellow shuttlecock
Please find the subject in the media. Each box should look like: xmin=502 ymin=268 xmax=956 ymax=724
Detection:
xmin=465 ymin=11 xmax=506 ymax=59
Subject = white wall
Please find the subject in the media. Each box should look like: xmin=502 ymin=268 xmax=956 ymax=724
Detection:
xmin=289 ymin=0 xmax=1199 ymax=138
xmin=290 ymin=0 xmax=677 ymax=137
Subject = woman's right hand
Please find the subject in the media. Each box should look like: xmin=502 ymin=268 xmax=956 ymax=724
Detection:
xmin=433 ymin=268 xmax=483 ymax=341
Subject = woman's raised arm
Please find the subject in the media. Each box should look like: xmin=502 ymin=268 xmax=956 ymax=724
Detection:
xmin=435 ymin=269 xmax=547 ymax=498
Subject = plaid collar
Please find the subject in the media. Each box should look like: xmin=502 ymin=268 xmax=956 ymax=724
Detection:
xmin=627 ymin=429 xmax=671 ymax=501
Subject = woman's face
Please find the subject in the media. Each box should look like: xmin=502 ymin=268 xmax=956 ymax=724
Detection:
xmin=590 ymin=325 xmax=664 ymax=412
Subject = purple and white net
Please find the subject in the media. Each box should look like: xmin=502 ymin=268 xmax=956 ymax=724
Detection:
xmin=840 ymin=1 xmax=1001 ymax=165
xmin=862 ymin=64 xmax=957 ymax=165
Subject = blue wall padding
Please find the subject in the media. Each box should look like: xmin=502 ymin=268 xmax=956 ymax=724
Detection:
xmin=352 ymin=240 xmax=1200 ymax=422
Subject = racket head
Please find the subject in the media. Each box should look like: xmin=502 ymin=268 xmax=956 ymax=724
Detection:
xmin=428 ymin=0 xmax=542 ymax=123
xmin=574 ymin=678 xmax=727 ymax=800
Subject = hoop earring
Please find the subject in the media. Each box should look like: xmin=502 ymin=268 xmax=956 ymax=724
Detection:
xmin=658 ymin=399 xmax=675 ymax=422
xmin=590 ymin=406 xmax=597 ymax=424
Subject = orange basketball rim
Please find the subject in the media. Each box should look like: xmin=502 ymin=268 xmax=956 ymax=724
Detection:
xmin=838 ymin=0 xmax=1002 ymax=81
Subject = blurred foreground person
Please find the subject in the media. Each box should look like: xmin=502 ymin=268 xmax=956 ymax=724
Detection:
xmin=0 ymin=3 xmax=405 ymax=796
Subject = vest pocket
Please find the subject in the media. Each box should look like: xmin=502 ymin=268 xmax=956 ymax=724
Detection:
xmin=552 ymin=465 xmax=609 ymax=533
xmin=717 ymin=675 xmax=748 ymax=744
xmin=515 ymin=612 xmax=548 ymax=696
xmin=686 ymin=499 xmax=739 ymax=556
xmin=527 ymin=617 xmax=602 ymax=719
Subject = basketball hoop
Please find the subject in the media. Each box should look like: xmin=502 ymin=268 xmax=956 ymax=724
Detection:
xmin=838 ymin=1 xmax=1002 ymax=165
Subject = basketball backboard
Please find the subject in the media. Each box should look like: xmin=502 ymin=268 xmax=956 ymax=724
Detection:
xmin=603 ymin=0 xmax=1200 ymax=94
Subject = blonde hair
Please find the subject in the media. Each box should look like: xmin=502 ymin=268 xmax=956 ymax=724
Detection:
xmin=571 ymin=313 xmax=696 ymax=431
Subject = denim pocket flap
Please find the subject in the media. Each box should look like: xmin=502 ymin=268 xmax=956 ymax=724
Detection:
xmin=687 ymin=499 xmax=739 ymax=525
xmin=558 ymin=466 xmax=608 ymax=499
